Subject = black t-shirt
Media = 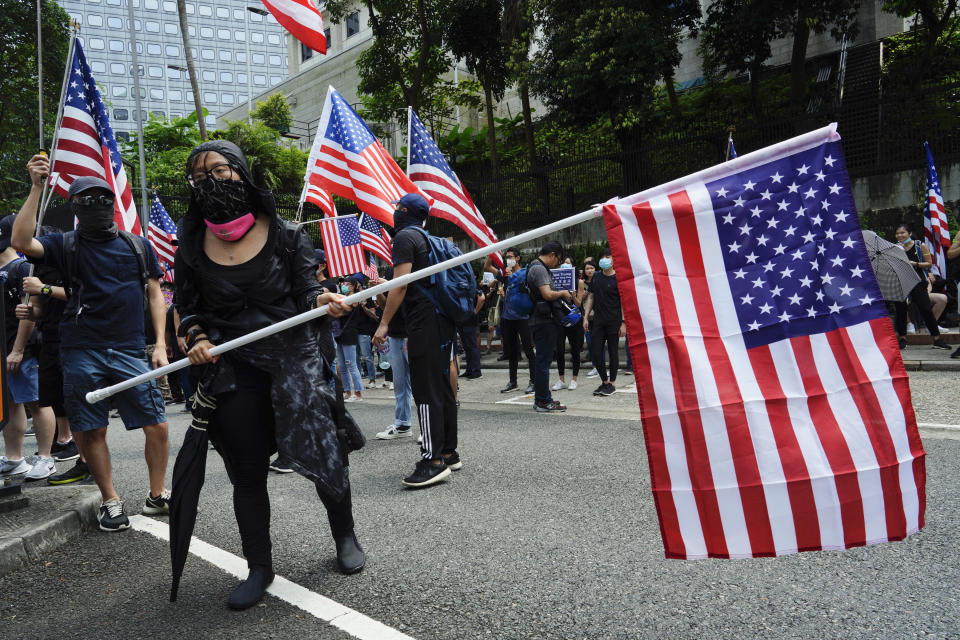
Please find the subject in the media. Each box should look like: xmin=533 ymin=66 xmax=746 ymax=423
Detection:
xmin=355 ymin=298 xmax=380 ymax=335
xmin=318 ymin=278 xmax=338 ymax=294
xmin=33 ymin=263 xmax=65 ymax=345
xmin=391 ymin=227 xmax=430 ymax=305
xmin=387 ymin=306 xmax=406 ymax=339
xmin=0 ymin=258 xmax=31 ymax=353
xmin=589 ymin=271 xmax=622 ymax=326
xmin=337 ymin=308 xmax=359 ymax=345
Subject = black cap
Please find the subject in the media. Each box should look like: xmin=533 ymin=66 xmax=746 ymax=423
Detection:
xmin=0 ymin=214 xmax=16 ymax=251
xmin=314 ymin=248 xmax=326 ymax=264
xmin=392 ymin=193 xmax=430 ymax=220
xmin=68 ymin=176 xmax=112 ymax=198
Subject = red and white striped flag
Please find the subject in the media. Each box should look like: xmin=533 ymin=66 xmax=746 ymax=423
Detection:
xmin=148 ymin=195 xmax=178 ymax=269
xmin=52 ymin=39 xmax=140 ymax=233
xmin=318 ymin=215 xmax=365 ymax=277
xmin=358 ymin=213 xmax=392 ymax=263
xmin=606 ymin=124 xmax=925 ymax=559
xmin=303 ymin=86 xmax=426 ymax=227
xmin=259 ymin=0 xmax=327 ymax=54
xmin=303 ymin=180 xmax=336 ymax=217
xmin=923 ymin=142 xmax=950 ymax=277
xmin=362 ymin=256 xmax=379 ymax=281
xmin=407 ymin=109 xmax=503 ymax=271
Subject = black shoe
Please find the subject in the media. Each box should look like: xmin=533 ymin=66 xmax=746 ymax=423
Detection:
xmin=598 ymin=383 xmax=615 ymax=396
xmin=622 ymin=369 xmax=632 ymax=376
xmin=464 ymin=372 xmax=482 ymax=380
xmin=496 ymin=353 xmax=508 ymax=362
xmin=500 ymin=381 xmax=518 ymax=393
xmin=898 ymin=337 xmax=907 ymax=350
xmin=442 ymin=451 xmax=463 ymax=471
xmin=952 ymin=347 xmax=960 ymax=359
xmin=143 ymin=490 xmax=171 ymax=515
xmin=932 ymin=338 xmax=951 ymax=350
xmin=51 ymin=440 xmax=80 ymax=462
xmin=402 ymin=460 xmax=451 ymax=488
xmin=593 ymin=384 xmax=606 ymax=396
xmin=269 ymin=456 xmax=295 ymax=473
xmin=524 ymin=382 xmax=535 ymax=394
xmin=48 ymin=460 xmax=90 ymax=485
xmin=534 ymin=400 xmax=566 ymax=413
xmin=97 ymin=498 xmax=130 ymax=532
xmin=228 ymin=565 xmax=275 ymax=610
xmin=334 ymin=532 xmax=366 ymax=574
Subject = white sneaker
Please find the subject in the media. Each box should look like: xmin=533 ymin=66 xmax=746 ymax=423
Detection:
xmin=906 ymin=323 xmax=917 ymax=335
xmin=344 ymin=396 xmax=356 ymax=403
xmin=417 ymin=435 xmax=423 ymax=444
xmin=366 ymin=380 xmax=377 ymax=389
xmin=586 ymin=368 xmax=599 ymax=378
xmin=552 ymin=380 xmax=567 ymax=391
xmin=387 ymin=382 xmax=394 ymax=390
xmin=0 ymin=456 xmax=32 ymax=476
xmin=376 ymin=424 xmax=413 ymax=440
xmin=938 ymin=325 xmax=953 ymax=334
xmin=568 ymin=380 xmax=578 ymax=390
xmin=24 ymin=456 xmax=56 ymax=481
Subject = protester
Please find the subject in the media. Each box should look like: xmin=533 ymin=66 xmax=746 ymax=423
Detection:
xmin=526 ymin=241 xmax=571 ymax=412
xmin=0 ymin=215 xmax=58 ymax=482
xmin=581 ymin=260 xmax=598 ymax=377
xmin=13 ymin=156 xmax=170 ymax=531
xmin=336 ymin=277 xmax=365 ymax=402
xmin=893 ymin=224 xmax=950 ymax=350
xmin=355 ymin=278 xmax=381 ymax=389
xmin=480 ymin=272 xmax=501 ymax=354
xmin=947 ymin=230 xmax=960 ymax=359
xmin=376 ymin=266 xmax=416 ymax=440
xmin=175 ymin=140 xmax=364 ymax=609
xmin=486 ymin=247 xmax=536 ymax=394
xmin=374 ymin=193 xmax=460 ymax=488
xmin=553 ymin=259 xmax=584 ymax=391
xmin=582 ymin=248 xmax=625 ymax=396
xmin=456 ymin=285 xmax=485 ymax=380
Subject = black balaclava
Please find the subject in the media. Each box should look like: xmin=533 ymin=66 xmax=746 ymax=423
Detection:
xmin=392 ymin=193 xmax=430 ymax=231
xmin=185 ymin=140 xmax=273 ymax=224
xmin=68 ymin=176 xmax=119 ymax=242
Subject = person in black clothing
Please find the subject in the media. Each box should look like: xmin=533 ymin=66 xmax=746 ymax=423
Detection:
xmin=893 ymin=224 xmax=951 ymax=350
xmin=582 ymin=248 xmax=625 ymax=396
xmin=374 ymin=193 xmax=459 ymax=488
xmin=456 ymin=287 xmax=485 ymax=379
xmin=175 ymin=140 xmax=364 ymax=610
xmin=526 ymin=241 xmax=571 ymax=412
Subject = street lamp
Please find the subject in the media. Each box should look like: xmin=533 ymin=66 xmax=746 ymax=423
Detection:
xmin=246 ymin=6 xmax=269 ymax=123
xmin=167 ymin=64 xmax=188 ymax=120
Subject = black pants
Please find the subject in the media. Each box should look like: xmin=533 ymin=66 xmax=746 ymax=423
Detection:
xmin=501 ymin=317 xmax=535 ymax=384
xmin=555 ymin=323 xmax=584 ymax=378
xmin=406 ymin=300 xmax=457 ymax=460
xmin=894 ymin=281 xmax=940 ymax=337
xmin=456 ymin=321 xmax=481 ymax=377
xmin=212 ymin=360 xmax=354 ymax=569
xmin=592 ymin=321 xmax=620 ymax=383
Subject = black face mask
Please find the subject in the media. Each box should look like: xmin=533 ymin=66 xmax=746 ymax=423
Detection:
xmin=191 ymin=177 xmax=251 ymax=223
xmin=71 ymin=202 xmax=118 ymax=242
xmin=393 ymin=209 xmax=425 ymax=231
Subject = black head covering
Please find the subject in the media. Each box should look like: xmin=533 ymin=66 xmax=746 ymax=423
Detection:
xmin=184 ymin=140 xmax=275 ymax=219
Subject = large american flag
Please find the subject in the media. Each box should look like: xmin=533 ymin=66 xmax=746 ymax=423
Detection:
xmin=319 ymin=215 xmax=365 ymax=277
xmin=51 ymin=40 xmax=140 ymax=234
xmin=408 ymin=109 xmax=504 ymax=271
xmin=148 ymin=195 xmax=178 ymax=269
xmin=302 ymin=87 xmax=423 ymax=227
xmin=358 ymin=213 xmax=391 ymax=263
xmin=259 ymin=0 xmax=327 ymax=55
xmin=605 ymin=124 xmax=925 ymax=559
xmin=923 ymin=142 xmax=950 ymax=278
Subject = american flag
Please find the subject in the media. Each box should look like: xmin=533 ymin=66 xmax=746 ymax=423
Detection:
xmin=51 ymin=40 xmax=140 ymax=234
xmin=923 ymin=142 xmax=950 ymax=278
xmin=605 ymin=124 xmax=924 ymax=559
xmin=302 ymin=87 xmax=423 ymax=227
xmin=259 ymin=0 xmax=327 ymax=55
xmin=727 ymin=134 xmax=738 ymax=160
xmin=362 ymin=256 xmax=379 ymax=281
xmin=303 ymin=180 xmax=336 ymax=217
xmin=318 ymin=215 xmax=365 ymax=277
xmin=358 ymin=213 xmax=392 ymax=263
xmin=161 ymin=265 xmax=175 ymax=284
xmin=148 ymin=195 xmax=178 ymax=269
xmin=408 ymin=109 xmax=504 ymax=271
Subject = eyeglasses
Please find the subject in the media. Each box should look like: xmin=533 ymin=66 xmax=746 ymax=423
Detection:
xmin=187 ymin=163 xmax=237 ymax=186
xmin=74 ymin=194 xmax=115 ymax=207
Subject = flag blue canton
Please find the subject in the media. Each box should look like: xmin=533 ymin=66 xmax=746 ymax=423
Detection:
xmin=708 ymin=141 xmax=885 ymax=349
xmin=926 ymin=146 xmax=942 ymax=197
xmin=323 ymin=91 xmax=376 ymax=154
xmin=150 ymin=197 xmax=178 ymax=235
xmin=409 ymin=112 xmax=459 ymax=184
xmin=337 ymin=217 xmax=361 ymax=246
xmin=359 ymin=213 xmax=383 ymax=235
xmin=67 ymin=43 xmax=122 ymax=174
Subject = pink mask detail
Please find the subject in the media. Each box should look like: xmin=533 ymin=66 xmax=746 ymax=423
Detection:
xmin=204 ymin=213 xmax=255 ymax=241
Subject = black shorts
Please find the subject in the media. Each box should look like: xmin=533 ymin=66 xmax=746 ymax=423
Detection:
xmin=37 ymin=342 xmax=66 ymax=417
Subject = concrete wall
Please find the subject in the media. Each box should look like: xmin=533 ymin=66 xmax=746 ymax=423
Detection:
xmin=852 ymin=162 xmax=960 ymax=211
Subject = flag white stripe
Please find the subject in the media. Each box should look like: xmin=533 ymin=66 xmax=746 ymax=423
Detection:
xmin=617 ymin=204 xmax=709 ymax=557
xmin=261 ymin=0 xmax=323 ymax=28
xmin=807 ymin=332 xmax=888 ymax=543
xmin=844 ymin=322 xmax=922 ymax=534
xmin=51 ymin=148 xmax=108 ymax=178
xmin=313 ymin=167 xmax=394 ymax=214
xmin=685 ymin=184 xmax=799 ymax=554
xmin=648 ymin=193 xmax=753 ymax=557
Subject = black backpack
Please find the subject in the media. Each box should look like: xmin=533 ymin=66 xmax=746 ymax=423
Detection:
xmin=62 ymin=230 xmax=151 ymax=318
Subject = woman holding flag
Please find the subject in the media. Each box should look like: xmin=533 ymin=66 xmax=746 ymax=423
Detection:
xmin=173 ymin=140 xmax=366 ymax=610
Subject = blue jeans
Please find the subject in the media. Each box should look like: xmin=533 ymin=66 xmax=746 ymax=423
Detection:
xmin=531 ymin=323 xmax=558 ymax=405
xmin=357 ymin=334 xmax=377 ymax=381
xmin=336 ymin=342 xmax=363 ymax=393
xmin=389 ymin=337 xmax=413 ymax=426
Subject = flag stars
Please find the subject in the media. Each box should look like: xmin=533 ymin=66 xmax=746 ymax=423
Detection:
xmin=814 ymin=170 xmax=826 ymax=181
xmin=797 ymin=164 xmax=810 ymax=175
xmin=787 ymin=182 xmax=800 ymax=194
xmin=722 ymin=212 xmax=736 ymax=225
xmin=752 ymin=277 xmax=765 ymax=288
xmin=841 ymin=237 xmax=856 ymax=249
xmin=859 ymin=294 xmax=874 ymax=304
xmin=740 ymin=293 xmax=755 ymax=305
xmin=784 ymin=225 xmax=797 ymax=237
xmin=828 ymin=302 xmax=843 ymax=314
xmin=733 ymin=268 xmax=747 ymax=279
xmin=756 ymin=234 xmax=769 ymax=246
xmin=828 ymin=183 xmax=842 ymax=195
xmin=850 ymin=266 xmax=865 ymax=278
xmin=739 ymin=223 xmax=752 ymax=235
xmin=777 ymin=199 xmax=789 ymax=211
xmin=763 ymin=262 xmax=775 ymax=272
xmin=779 ymin=311 xmax=791 ymax=323
xmin=727 ymin=241 xmax=742 ymax=253
xmin=824 ymin=228 xmax=838 ymax=241
xmin=820 ymin=199 xmax=831 ymax=211
xmin=821 ymin=273 xmax=835 ymax=285
xmin=830 ymin=255 xmax=845 ymax=268
xmin=794 ymin=206 xmax=806 ymax=218
xmin=834 ymin=210 xmax=849 ymax=223
xmin=824 ymin=155 xmax=836 ymax=167
xmin=811 ymin=213 xmax=823 ymax=226
xmin=770 ymin=285 xmax=783 ymax=297
xmin=791 ymin=248 xmax=805 ymax=260
xmin=773 ymin=243 xmax=787 ymax=255
xmin=748 ymin=321 xmax=762 ymax=331
xmin=745 ymin=252 xmax=759 ymax=264
xmin=803 ymin=187 xmax=817 ymax=199
xmin=780 ymin=266 xmax=794 ymax=278
xmin=802 ymin=231 xmax=816 ymax=243
xmin=760 ymin=189 xmax=772 ymax=200
xmin=799 ymin=275 xmax=813 ymax=288
xmin=769 ymin=171 xmax=784 ymax=184
xmin=815 ymin=290 xmax=825 ymax=301
xmin=750 ymin=206 xmax=762 ymax=218
xmin=732 ymin=196 xmax=745 ymax=208
xmin=806 ymin=306 xmax=818 ymax=318
xmin=743 ymin=180 xmax=756 ymax=191
xmin=759 ymin=302 xmax=773 ymax=314
xmin=838 ymin=284 xmax=854 ymax=296
xmin=788 ymin=293 xmax=802 ymax=305
xmin=766 ymin=218 xmax=779 ymax=229
xmin=716 ymin=187 xmax=729 ymax=198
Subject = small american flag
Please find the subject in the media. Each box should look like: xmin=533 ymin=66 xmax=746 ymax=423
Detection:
xmin=408 ymin=109 xmax=503 ymax=271
xmin=148 ymin=195 xmax=178 ymax=269
xmin=161 ymin=265 xmax=175 ymax=284
xmin=319 ymin=216 xmax=365 ymax=277
xmin=303 ymin=181 xmax=336 ymax=218
xmin=606 ymin=124 xmax=924 ymax=559
xmin=51 ymin=40 xmax=140 ymax=234
xmin=923 ymin=142 xmax=950 ymax=277
xmin=358 ymin=213 xmax=391 ymax=263
xmin=302 ymin=87 xmax=424 ymax=226
xmin=362 ymin=256 xmax=379 ymax=281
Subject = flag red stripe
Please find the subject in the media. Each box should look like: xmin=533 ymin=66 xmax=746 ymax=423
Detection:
xmin=314 ymin=150 xmax=396 ymax=224
xmin=630 ymin=201 xmax=730 ymax=558
xmin=602 ymin=204 xmax=687 ymax=559
xmin=669 ymin=191 xmax=777 ymax=556
xmin=869 ymin=318 xmax=926 ymax=529
xmin=58 ymin=115 xmax=99 ymax=141
xmin=56 ymin=137 xmax=105 ymax=165
xmin=410 ymin=172 xmax=487 ymax=227
xmin=789 ymin=336 xmax=868 ymax=547
xmin=746 ymin=346 xmax=823 ymax=551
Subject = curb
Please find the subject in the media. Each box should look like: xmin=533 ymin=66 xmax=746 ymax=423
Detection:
xmin=0 ymin=487 xmax=101 ymax=578
xmin=901 ymin=360 xmax=960 ymax=371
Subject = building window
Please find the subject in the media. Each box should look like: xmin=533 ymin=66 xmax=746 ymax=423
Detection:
xmin=220 ymin=71 xmax=233 ymax=82
xmin=148 ymin=66 xmax=163 ymax=78
xmin=171 ymin=112 xmax=183 ymax=119
xmin=152 ymin=110 xmax=166 ymax=118
xmin=136 ymin=87 xmax=146 ymax=98
xmin=204 ymin=92 xmax=217 ymax=104
xmin=252 ymin=52 xmax=265 ymax=65
xmin=251 ymin=32 xmax=264 ymax=43
xmin=346 ymin=11 xmax=360 ymax=38
xmin=301 ymin=43 xmax=313 ymax=62
xmin=269 ymin=54 xmax=281 ymax=66
xmin=190 ymin=48 xmax=198 ymax=59
xmin=133 ymin=19 xmax=141 ymax=30
xmin=222 ymin=93 xmax=235 ymax=105
xmin=324 ymin=28 xmax=331 ymax=48
xmin=107 ymin=16 xmax=122 ymax=28
xmin=219 ymin=50 xmax=231 ymax=62
xmin=166 ymin=45 xmax=180 ymax=57
xmin=200 ymin=26 xmax=213 ymax=38
xmin=86 ymin=0 xmax=101 ymax=3
xmin=216 ymin=6 xmax=228 ymax=18
xmin=236 ymin=52 xmax=247 ymax=63
xmin=238 ymin=93 xmax=248 ymax=104
xmin=110 ymin=62 xmax=126 ymax=74
xmin=88 ymin=38 xmax=105 ymax=50
xmin=87 ymin=14 xmax=103 ymax=26
xmin=218 ymin=28 xmax=230 ymax=40
xmin=127 ymin=42 xmax=143 ymax=54
xmin=198 ymin=4 xmax=211 ymax=16
xmin=205 ymin=114 xmax=216 ymax=126
xmin=144 ymin=0 xmax=158 ymax=8
xmin=130 ymin=64 xmax=144 ymax=76
xmin=233 ymin=8 xmax=243 ymax=20
xmin=150 ymin=88 xmax=164 ymax=100
xmin=270 ymin=75 xmax=281 ymax=86
xmin=201 ymin=70 xmax=215 ymax=82
xmin=106 ymin=0 xmax=121 ymax=6
xmin=236 ymin=72 xmax=246 ymax=84
xmin=234 ymin=30 xmax=245 ymax=42
xmin=146 ymin=21 xmax=159 ymax=33
xmin=163 ymin=0 xmax=175 ymax=11
xmin=114 ymin=108 xmax=128 ymax=121
xmin=187 ymin=90 xmax=194 ymax=101
xmin=91 ymin=60 xmax=107 ymax=73
xmin=170 ymin=89 xmax=182 ymax=101
xmin=164 ymin=22 xmax=178 ymax=35
xmin=185 ymin=2 xmax=194 ymax=14
xmin=147 ymin=43 xmax=161 ymax=56
xmin=268 ymin=34 xmax=280 ymax=45
xmin=167 ymin=67 xmax=181 ymax=79
xmin=112 ymin=85 xmax=127 ymax=97
xmin=201 ymin=48 xmax=215 ymax=60
xmin=250 ymin=10 xmax=263 ymax=21
xmin=116 ymin=131 xmax=130 ymax=142
xmin=253 ymin=74 xmax=266 ymax=86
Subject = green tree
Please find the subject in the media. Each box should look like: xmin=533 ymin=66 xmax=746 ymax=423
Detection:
xmin=883 ymin=0 xmax=959 ymax=81
xmin=210 ymin=121 xmax=308 ymax=193
xmin=502 ymin=0 xmax=538 ymax=168
xmin=251 ymin=93 xmax=293 ymax=132
xmin=0 ymin=0 xmax=70 ymax=209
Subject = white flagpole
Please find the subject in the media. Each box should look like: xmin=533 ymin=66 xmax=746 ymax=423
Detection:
xmin=85 ymin=122 xmax=840 ymax=404
xmin=37 ymin=26 xmax=78 ymax=228
xmin=406 ymin=106 xmax=412 ymax=173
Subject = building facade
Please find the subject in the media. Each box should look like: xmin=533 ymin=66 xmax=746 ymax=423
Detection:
xmin=57 ymin=0 xmax=291 ymax=139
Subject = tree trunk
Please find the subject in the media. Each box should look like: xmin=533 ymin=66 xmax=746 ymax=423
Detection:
xmin=177 ymin=0 xmax=205 ymax=139
xmin=483 ymin=75 xmax=499 ymax=178
xmin=518 ymin=80 xmax=536 ymax=167
xmin=790 ymin=7 xmax=811 ymax=112
xmin=663 ymin=64 xmax=681 ymax=120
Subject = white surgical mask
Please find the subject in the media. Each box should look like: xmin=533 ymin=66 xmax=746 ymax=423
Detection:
xmin=560 ymin=263 xmax=574 ymax=270
xmin=598 ymin=258 xmax=613 ymax=270
xmin=506 ymin=258 xmax=517 ymax=268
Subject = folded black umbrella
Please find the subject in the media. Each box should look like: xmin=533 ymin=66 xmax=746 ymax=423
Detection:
xmin=169 ymin=382 xmax=217 ymax=602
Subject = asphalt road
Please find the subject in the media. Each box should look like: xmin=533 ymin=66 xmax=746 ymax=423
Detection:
xmin=1 ymin=369 xmax=958 ymax=639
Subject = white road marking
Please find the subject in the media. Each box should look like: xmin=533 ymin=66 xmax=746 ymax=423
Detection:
xmin=495 ymin=393 xmax=535 ymax=405
xmin=918 ymin=422 xmax=960 ymax=431
xmin=130 ymin=515 xmax=416 ymax=640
